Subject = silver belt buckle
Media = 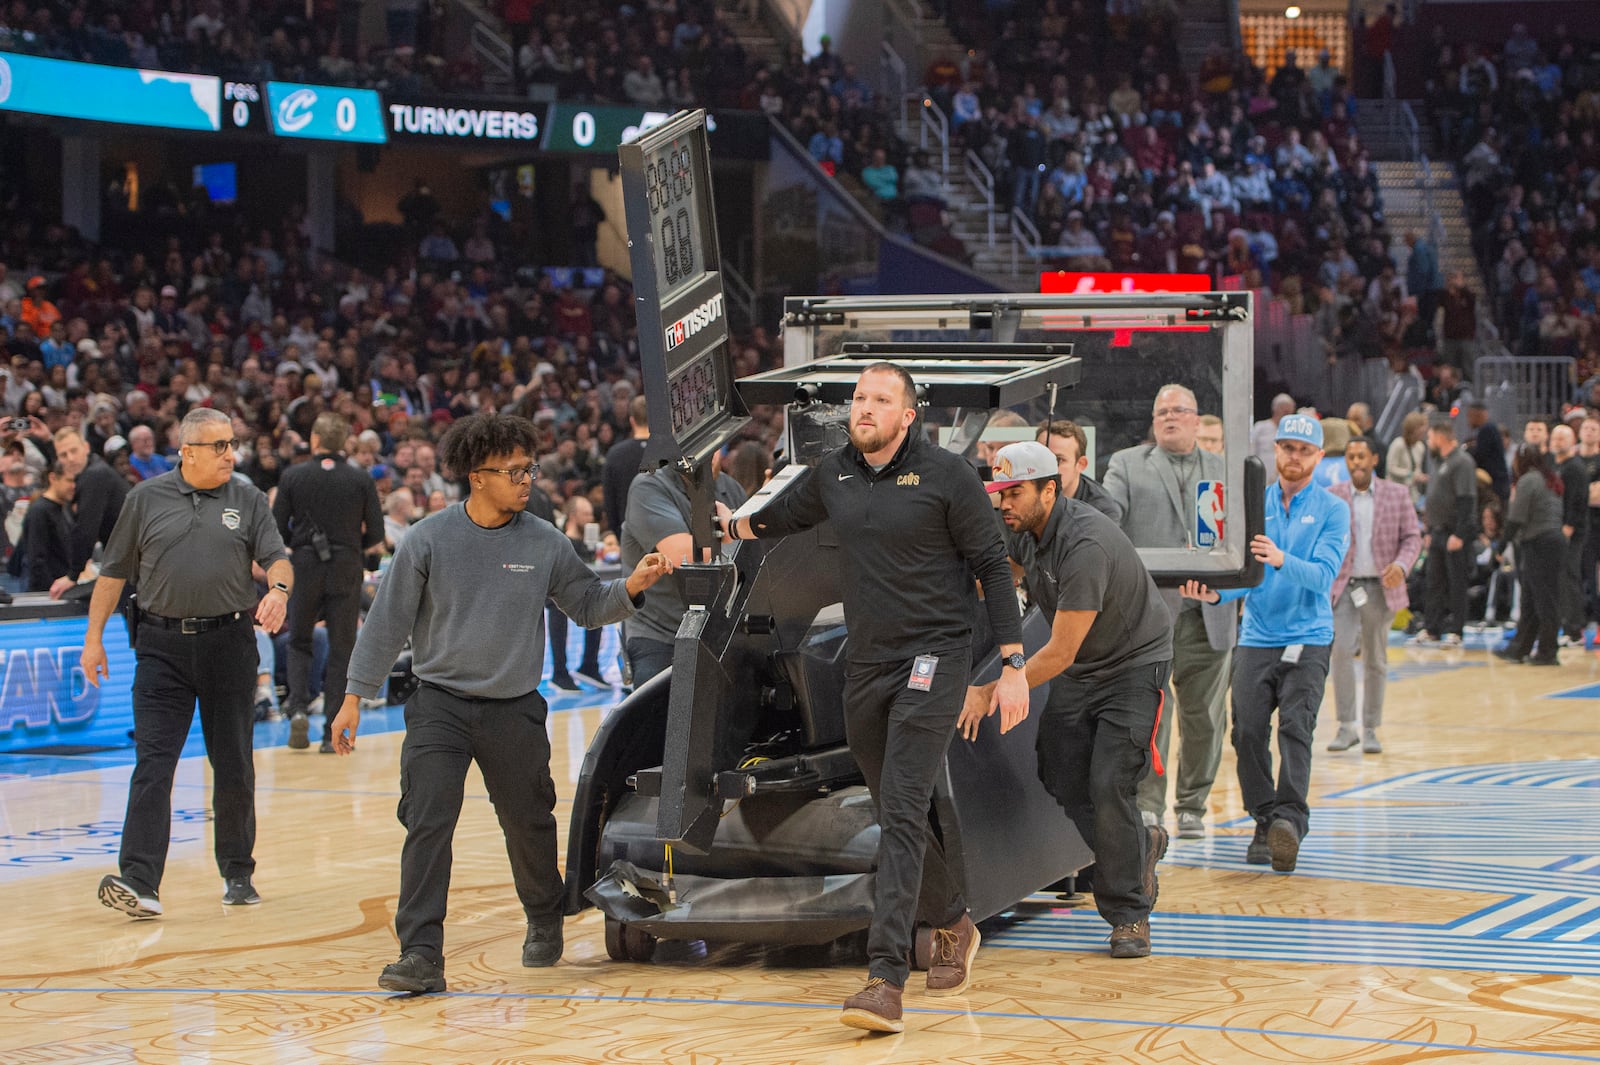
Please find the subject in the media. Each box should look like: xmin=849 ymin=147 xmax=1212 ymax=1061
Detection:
xmin=181 ymin=617 xmax=203 ymax=635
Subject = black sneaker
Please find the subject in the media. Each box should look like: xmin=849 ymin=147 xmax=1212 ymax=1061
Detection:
xmin=98 ymin=874 xmax=162 ymax=918
xmin=1268 ymin=818 xmax=1301 ymax=872
xmin=287 ymin=712 xmax=310 ymax=750
xmin=379 ymin=951 xmax=446 ymax=994
xmin=222 ymin=875 xmax=261 ymax=905
xmin=572 ymin=669 xmax=608 ymax=689
xmin=549 ymin=674 xmax=581 ymax=693
xmin=1246 ymin=821 xmax=1270 ymax=864
xmin=319 ymin=740 xmax=337 ymax=754
xmin=522 ymin=919 xmax=564 ymax=967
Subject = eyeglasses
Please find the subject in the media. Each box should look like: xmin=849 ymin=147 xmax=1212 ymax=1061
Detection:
xmin=1153 ymin=406 xmax=1198 ymax=419
xmin=474 ymin=464 xmax=539 ymax=483
xmin=185 ymin=438 xmax=237 ymax=455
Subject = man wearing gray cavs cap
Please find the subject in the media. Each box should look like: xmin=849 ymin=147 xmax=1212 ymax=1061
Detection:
xmin=966 ymin=441 xmax=1174 ymax=957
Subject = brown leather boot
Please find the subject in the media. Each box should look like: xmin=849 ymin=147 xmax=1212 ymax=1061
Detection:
xmin=840 ymin=977 xmax=904 ymax=1033
xmin=925 ymin=912 xmax=981 ymax=996
xmin=1109 ymin=917 xmax=1151 ymax=958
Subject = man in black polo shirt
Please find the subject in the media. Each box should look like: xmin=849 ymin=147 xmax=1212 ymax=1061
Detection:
xmin=272 ymin=412 xmax=384 ymax=752
xmin=964 ymin=441 xmax=1173 ymax=958
xmin=84 ymin=408 xmax=292 ymax=919
xmin=724 ymin=362 xmax=1027 ymax=1033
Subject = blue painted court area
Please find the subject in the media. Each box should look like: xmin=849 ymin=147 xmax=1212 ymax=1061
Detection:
xmin=0 ymin=624 xmax=627 ymax=780
xmin=1550 ymin=683 xmax=1600 ymax=700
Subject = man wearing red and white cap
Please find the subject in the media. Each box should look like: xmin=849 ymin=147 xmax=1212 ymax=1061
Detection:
xmin=965 ymin=441 xmax=1173 ymax=958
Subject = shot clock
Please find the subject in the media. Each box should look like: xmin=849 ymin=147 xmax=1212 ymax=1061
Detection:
xmin=619 ymin=110 xmax=748 ymax=467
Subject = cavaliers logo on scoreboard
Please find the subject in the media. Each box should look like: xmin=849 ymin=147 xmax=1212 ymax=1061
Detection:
xmin=664 ymin=293 xmax=725 ymax=352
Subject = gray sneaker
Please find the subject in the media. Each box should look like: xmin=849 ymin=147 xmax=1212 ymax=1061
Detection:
xmin=1362 ymin=729 xmax=1383 ymax=754
xmin=1176 ymin=812 xmax=1205 ymax=838
xmin=1327 ymin=726 xmax=1360 ymax=751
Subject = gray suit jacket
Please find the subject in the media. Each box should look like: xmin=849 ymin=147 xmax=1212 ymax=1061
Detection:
xmin=1103 ymin=442 xmax=1239 ymax=650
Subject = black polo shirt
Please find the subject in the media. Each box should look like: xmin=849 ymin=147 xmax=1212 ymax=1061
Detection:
xmin=1008 ymin=496 xmax=1172 ymax=683
xmin=272 ymin=452 xmax=384 ymax=554
xmin=753 ymin=430 xmax=1023 ymax=663
xmin=100 ymin=470 xmax=288 ymax=618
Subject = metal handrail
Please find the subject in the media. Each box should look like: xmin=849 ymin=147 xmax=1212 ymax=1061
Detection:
xmin=964 ymin=149 xmax=995 ymax=245
xmin=880 ymin=39 xmax=908 ymax=105
xmin=1010 ymin=207 xmax=1040 ymax=275
xmin=1382 ymin=49 xmax=1397 ymax=100
xmin=923 ymin=96 xmax=949 ymax=174
xmin=882 ymin=0 xmax=925 ymax=55
xmin=1399 ymin=99 xmax=1420 ymax=162
xmin=471 ymin=20 xmax=514 ymax=83
xmin=723 ymin=260 xmax=757 ymax=329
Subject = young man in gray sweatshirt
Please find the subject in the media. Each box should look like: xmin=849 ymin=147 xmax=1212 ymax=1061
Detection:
xmin=330 ymin=413 xmax=674 ymax=994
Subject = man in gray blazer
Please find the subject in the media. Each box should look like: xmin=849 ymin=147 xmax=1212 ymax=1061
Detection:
xmin=1103 ymin=384 xmax=1237 ymax=839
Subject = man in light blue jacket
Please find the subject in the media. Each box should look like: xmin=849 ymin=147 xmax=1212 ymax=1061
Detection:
xmin=1180 ymin=413 xmax=1349 ymax=874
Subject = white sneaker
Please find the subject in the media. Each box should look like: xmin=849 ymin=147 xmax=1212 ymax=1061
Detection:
xmin=1440 ymin=633 xmax=1463 ymax=647
xmin=1140 ymin=810 xmax=1159 ymax=828
xmin=1407 ymin=632 xmax=1438 ymax=647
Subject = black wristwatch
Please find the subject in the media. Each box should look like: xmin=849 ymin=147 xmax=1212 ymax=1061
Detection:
xmin=1003 ymin=652 xmax=1026 ymax=671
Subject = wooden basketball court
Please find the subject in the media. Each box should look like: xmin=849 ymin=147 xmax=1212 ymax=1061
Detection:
xmin=3 ymin=636 xmax=1599 ymax=1063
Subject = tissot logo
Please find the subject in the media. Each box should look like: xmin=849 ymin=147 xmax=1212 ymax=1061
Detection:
xmin=664 ymin=293 xmax=724 ymax=351
xmin=388 ymin=103 xmax=540 ymax=140
xmin=276 ymin=87 xmax=316 ymax=132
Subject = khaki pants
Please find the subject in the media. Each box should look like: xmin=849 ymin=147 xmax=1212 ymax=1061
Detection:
xmin=1137 ymin=607 xmax=1231 ymax=819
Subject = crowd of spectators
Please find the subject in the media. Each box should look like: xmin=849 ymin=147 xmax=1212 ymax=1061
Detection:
xmin=0 ymin=192 xmax=786 ymax=585
xmin=0 ymin=0 xmax=778 ymax=104
xmin=1415 ymin=20 xmax=1600 ymax=384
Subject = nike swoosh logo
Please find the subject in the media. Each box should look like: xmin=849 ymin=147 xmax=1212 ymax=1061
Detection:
xmin=838 ymin=474 xmax=854 ymax=481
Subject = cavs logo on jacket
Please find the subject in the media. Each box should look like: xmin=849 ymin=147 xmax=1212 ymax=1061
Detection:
xmin=896 ymin=472 xmax=920 ymax=486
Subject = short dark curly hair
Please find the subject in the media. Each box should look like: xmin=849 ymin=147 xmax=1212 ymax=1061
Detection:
xmin=437 ymin=413 xmax=540 ymax=479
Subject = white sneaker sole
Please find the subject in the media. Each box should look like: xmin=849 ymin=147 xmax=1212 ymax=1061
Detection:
xmin=99 ymin=876 xmax=162 ymax=918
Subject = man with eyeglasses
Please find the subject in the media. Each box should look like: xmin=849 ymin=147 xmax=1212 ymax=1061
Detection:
xmin=329 ymin=413 xmax=675 ymax=995
xmin=1104 ymin=384 xmax=1237 ymax=842
xmin=85 ymin=407 xmax=293 ymax=920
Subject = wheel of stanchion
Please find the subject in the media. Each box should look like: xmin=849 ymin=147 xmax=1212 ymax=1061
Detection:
xmin=911 ymin=925 xmax=933 ymax=971
xmin=623 ymin=923 xmax=658 ymax=962
xmin=604 ymin=916 xmax=630 ymax=961
xmin=605 ymin=917 xmax=658 ymax=962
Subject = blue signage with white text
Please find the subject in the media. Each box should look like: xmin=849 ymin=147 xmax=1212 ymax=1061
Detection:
xmin=266 ymin=82 xmax=387 ymax=143
xmin=0 ymin=613 xmax=137 ymax=753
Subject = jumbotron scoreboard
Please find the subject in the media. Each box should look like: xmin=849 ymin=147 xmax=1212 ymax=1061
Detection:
xmin=619 ymin=109 xmax=749 ymax=468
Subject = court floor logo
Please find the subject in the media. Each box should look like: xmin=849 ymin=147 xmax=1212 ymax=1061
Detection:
xmin=996 ymin=759 xmax=1600 ymax=976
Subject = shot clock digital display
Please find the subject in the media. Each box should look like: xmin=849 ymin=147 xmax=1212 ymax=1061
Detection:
xmin=638 ymin=131 xmax=718 ymax=306
xmin=667 ymin=350 xmax=725 ymax=439
xmin=619 ymin=109 xmax=746 ymax=466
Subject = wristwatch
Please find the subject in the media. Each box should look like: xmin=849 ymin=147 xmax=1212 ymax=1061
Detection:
xmin=1002 ymin=652 xmax=1026 ymax=671
xmin=270 ymin=581 xmax=290 ymax=596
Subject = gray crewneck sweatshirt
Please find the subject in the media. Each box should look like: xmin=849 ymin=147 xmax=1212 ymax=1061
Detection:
xmin=345 ymin=503 xmax=637 ymax=700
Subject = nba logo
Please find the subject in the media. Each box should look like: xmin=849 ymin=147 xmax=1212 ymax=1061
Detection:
xmin=1196 ymin=480 xmax=1225 ymax=548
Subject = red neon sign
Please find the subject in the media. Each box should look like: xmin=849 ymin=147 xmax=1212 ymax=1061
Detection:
xmin=1038 ymin=272 xmax=1212 ymax=345
xmin=1039 ymin=271 xmax=1211 ymax=294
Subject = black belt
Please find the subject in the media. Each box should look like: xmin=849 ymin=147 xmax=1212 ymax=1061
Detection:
xmin=140 ymin=609 xmax=247 ymax=634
